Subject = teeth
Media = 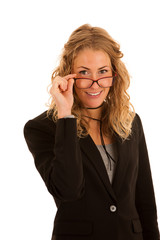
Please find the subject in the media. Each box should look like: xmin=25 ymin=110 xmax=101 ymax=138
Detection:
xmin=87 ymin=92 xmax=101 ymax=96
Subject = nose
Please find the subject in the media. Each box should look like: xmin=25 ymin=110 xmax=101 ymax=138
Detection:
xmin=90 ymin=80 xmax=100 ymax=90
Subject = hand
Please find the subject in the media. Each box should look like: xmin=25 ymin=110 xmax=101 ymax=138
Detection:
xmin=50 ymin=74 xmax=76 ymax=118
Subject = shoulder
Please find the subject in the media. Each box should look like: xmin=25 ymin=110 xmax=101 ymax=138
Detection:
xmin=132 ymin=113 xmax=143 ymax=132
xmin=24 ymin=110 xmax=56 ymax=137
xmin=129 ymin=113 xmax=145 ymax=143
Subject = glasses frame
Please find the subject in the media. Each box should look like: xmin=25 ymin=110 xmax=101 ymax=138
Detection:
xmin=74 ymin=73 xmax=117 ymax=89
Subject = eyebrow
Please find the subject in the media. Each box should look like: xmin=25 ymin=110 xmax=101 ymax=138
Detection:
xmin=78 ymin=65 xmax=110 ymax=70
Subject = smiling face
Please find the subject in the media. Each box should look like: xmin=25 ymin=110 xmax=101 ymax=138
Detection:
xmin=73 ymin=48 xmax=113 ymax=109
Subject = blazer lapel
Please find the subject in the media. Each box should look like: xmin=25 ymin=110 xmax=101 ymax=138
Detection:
xmin=79 ymin=135 xmax=117 ymax=201
xmin=112 ymin=136 xmax=130 ymax=196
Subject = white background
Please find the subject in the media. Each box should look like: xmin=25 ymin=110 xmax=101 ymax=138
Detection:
xmin=0 ymin=0 xmax=159 ymax=239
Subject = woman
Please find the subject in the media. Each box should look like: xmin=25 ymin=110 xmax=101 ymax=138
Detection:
xmin=24 ymin=24 xmax=159 ymax=240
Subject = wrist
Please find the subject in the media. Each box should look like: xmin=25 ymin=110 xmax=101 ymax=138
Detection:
xmin=63 ymin=115 xmax=75 ymax=118
xmin=58 ymin=111 xmax=72 ymax=119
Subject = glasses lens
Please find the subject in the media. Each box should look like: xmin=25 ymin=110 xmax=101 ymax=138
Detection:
xmin=75 ymin=79 xmax=93 ymax=89
xmin=98 ymin=77 xmax=113 ymax=87
xmin=75 ymin=77 xmax=114 ymax=89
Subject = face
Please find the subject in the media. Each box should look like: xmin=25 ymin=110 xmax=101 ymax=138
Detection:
xmin=73 ymin=48 xmax=112 ymax=109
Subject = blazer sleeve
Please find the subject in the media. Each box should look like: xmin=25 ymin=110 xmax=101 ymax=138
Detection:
xmin=135 ymin=115 xmax=160 ymax=240
xmin=24 ymin=117 xmax=85 ymax=202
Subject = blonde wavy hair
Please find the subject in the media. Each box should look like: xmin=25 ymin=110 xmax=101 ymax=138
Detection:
xmin=47 ymin=24 xmax=135 ymax=140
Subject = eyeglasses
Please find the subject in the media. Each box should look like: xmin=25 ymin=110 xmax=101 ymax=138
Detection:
xmin=74 ymin=74 xmax=117 ymax=89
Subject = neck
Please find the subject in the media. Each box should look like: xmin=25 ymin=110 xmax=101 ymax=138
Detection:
xmin=82 ymin=102 xmax=104 ymax=120
xmin=83 ymin=108 xmax=102 ymax=120
xmin=85 ymin=102 xmax=104 ymax=110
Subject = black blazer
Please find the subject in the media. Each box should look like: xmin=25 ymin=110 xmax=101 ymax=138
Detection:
xmin=24 ymin=111 xmax=159 ymax=240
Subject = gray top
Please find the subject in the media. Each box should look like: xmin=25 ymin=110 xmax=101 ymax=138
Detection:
xmin=96 ymin=143 xmax=118 ymax=184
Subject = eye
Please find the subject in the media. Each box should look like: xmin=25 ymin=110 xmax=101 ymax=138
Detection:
xmin=79 ymin=70 xmax=88 ymax=75
xmin=99 ymin=69 xmax=108 ymax=74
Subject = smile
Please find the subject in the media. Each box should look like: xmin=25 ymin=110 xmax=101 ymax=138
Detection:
xmin=86 ymin=91 xmax=102 ymax=96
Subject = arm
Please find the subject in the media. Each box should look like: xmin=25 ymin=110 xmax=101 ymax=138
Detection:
xmin=135 ymin=115 xmax=159 ymax=240
xmin=24 ymin=116 xmax=85 ymax=202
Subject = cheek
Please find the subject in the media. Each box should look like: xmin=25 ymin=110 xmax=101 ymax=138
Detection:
xmin=74 ymin=88 xmax=84 ymax=98
xmin=74 ymin=87 xmax=84 ymax=102
xmin=104 ymin=88 xmax=110 ymax=97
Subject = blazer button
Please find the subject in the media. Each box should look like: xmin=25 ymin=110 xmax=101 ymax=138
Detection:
xmin=110 ymin=205 xmax=117 ymax=212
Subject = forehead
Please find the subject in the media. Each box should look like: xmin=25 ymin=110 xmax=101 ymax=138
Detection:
xmin=73 ymin=48 xmax=111 ymax=68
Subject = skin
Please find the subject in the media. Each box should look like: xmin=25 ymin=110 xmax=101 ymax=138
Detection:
xmin=73 ymin=48 xmax=112 ymax=119
xmin=50 ymin=48 xmax=113 ymax=144
xmin=50 ymin=73 xmax=76 ymax=118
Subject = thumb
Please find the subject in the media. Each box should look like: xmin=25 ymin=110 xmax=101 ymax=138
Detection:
xmin=67 ymin=78 xmax=74 ymax=92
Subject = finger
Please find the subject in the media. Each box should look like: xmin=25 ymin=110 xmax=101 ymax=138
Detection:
xmin=50 ymin=75 xmax=76 ymax=96
xmin=52 ymin=78 xmax=68 ymax=92
xmin=67 ymin=78 xmax=74 ymax=92
xmin=58 ymin=80 xmax=68 ymax=92
xmin=54 ymin=75 xmax=75 ymax=91
xmin=64 ymin=74 xmax=77 ymax=81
